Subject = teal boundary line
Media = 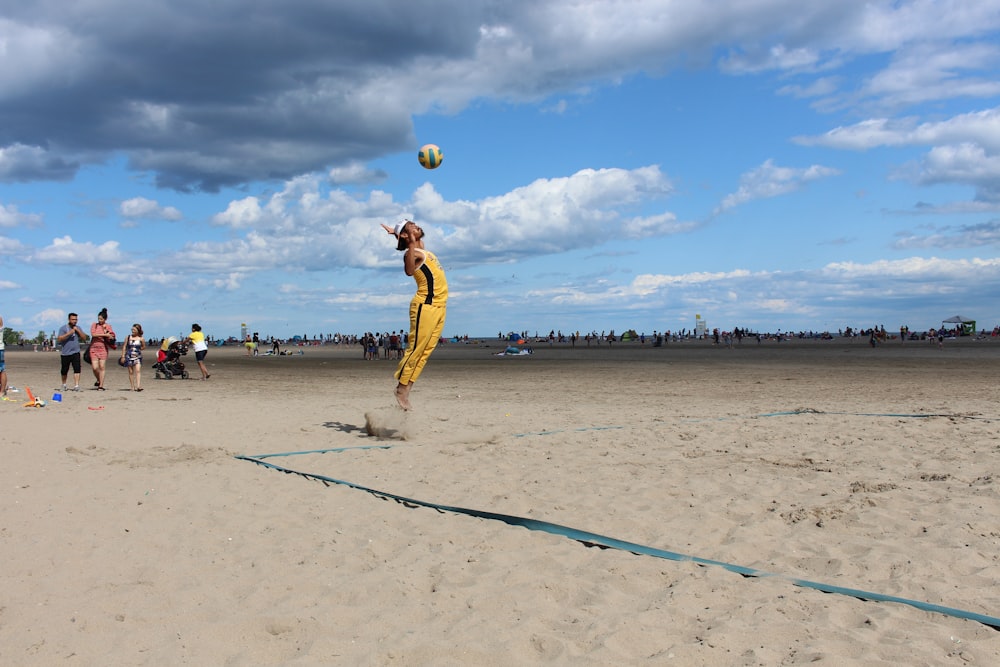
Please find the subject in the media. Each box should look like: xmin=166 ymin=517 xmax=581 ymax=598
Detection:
xmin=236 ymin=440 xmax=1000 ymax=632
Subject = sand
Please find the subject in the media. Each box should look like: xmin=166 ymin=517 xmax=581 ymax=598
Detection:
xmin=1 ymin=338 xmax=999 ymax=665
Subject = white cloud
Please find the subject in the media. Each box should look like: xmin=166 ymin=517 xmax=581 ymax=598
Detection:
xmin=211 ymin=197 xmax=266 ymax=229
xmin=904 ymin=143 xmax=1000 ymax=201
xmin=822 ymin=255 xmax=1000 ymax=279
xmin=0 ymin=236 xmax=27 ymax=255
xmin=798 ymin=107 xmax=1000 ymax=206
xmin=892 ymin=221 xmax=1000 ymax=249
xmin=0 ymin=203 xmax=42 ymax=228
xmin=188 ymin=165 xmax=681 ymax=273
xmin=795 ymin=107 xmax=1000 ymax=151
xmin=119 ymin=197 xmax=182 ymax=221
xmin=777 ymin=76 xmax=841 ymax=99
xmin=715 ymin=160 xmax=840 ymax=214
xmin=31 ymin=236 xmax=124 ymax=264
xmin=30 ymin=308 xmax=68 ymax=330
xmin=328 ymin=162 xmax=388 ymax=185
xmin=861 ymin=41 xmax=1000 ymax=109
xmin=719 ymin=44 xmax=821 ymax=75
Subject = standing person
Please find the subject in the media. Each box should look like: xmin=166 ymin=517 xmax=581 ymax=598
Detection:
xmin=389 ymin=331 xmax=400 ymax=360
xmin=380 ymin=219 xmax=448 ymax=411
xmin=186 ymin=324 xmax=211 ymax=380
xmin=121 ymin=323 xmax=146 ymax=391
xmin=0 ymin=314 xmax=8 ymax=400
xmin=57 ymin=312 xmax=89 ymax=391
xmin=88 ymin=307 xmax=116 ymax=390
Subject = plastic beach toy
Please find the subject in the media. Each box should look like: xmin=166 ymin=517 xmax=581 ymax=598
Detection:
xmin=23 ymin=386 xmax=46 ymax=407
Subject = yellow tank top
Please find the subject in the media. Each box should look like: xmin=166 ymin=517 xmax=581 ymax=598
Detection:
xmin=412 ymin=249 xmax=448 ymax=306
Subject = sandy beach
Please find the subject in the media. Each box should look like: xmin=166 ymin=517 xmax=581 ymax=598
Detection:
xmin=1 ymin=338 xmax=999 ymax=665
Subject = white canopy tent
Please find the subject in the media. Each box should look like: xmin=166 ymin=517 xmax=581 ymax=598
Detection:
xmin=941 ymin=315 xmax=975 ymax=335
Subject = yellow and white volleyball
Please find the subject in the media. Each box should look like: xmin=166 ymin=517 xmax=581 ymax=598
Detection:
xmin=418 ymin=143 xmax=443 ymax=170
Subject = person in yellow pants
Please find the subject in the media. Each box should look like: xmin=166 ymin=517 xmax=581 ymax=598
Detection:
xmin=381 ymin=220 xmax=448 ymax=410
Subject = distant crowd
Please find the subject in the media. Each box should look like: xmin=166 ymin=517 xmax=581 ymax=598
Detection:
xmin=11 ymin=323 xmax=1000 ymax=355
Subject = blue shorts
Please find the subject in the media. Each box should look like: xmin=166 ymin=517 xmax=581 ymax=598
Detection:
xmin=0 ymin=349 xmax=4 ymax=371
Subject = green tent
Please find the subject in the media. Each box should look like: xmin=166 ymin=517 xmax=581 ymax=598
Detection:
xmin=941 ymin=315 xmax=975 ymax=335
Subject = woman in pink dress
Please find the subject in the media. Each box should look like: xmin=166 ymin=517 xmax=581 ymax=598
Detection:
xmin=89 ymin=307 xmax=116 ymax=390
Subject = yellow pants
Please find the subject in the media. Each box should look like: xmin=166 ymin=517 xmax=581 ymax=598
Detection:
xmin=396 ymin=300 xmax=446 ymax=385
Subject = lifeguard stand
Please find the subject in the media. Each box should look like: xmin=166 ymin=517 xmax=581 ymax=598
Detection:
xmin=695 ymin=314 xmax=707 ymax=338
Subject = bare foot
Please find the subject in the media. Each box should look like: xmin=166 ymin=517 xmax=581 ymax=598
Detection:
xmin=394 ymin=383 xmax=412 ymax=411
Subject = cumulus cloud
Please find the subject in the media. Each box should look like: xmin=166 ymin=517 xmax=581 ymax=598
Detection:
xmin=797 ymin=107 xmax=1000 ymax=207
xmin=715 ymin=160 xmax=840 ymax=214
xmin=119 ymin=197 xmax=182 ymax=221
xmin=328 ymin=163 xmax=388 ymax=185
xmin=30 ymin=308 xmax=69 ymax=330
xmin=31 ymin=236 xmax=124 ymax=265
xmin=905 ymin=143 xmax=1000 ymax=202
xmin=0 ymin=203 xmax=43 ymax=228
xmin=0 ymin=144 xmax=79 ymax=183
xmin=189 ymin=165 xmax=682 ymax=272
xmin=0 ymin=236 xmax=28 ymax=255
xmin=795 ymin=107 xmax=1000 ymax=151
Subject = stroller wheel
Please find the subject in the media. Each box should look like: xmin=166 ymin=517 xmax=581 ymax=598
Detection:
xmin=163 ymin=370 xmax=173 ymax=380
xmin=182 ymin=371 xmax=190 ymax=379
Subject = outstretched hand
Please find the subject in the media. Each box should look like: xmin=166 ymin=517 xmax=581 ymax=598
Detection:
xmin=380 ymin=223 xmax=396 ymax=236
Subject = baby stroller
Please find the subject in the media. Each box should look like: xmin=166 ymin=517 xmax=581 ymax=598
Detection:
xmin=153 ymin=336 xmax=190 ymax=379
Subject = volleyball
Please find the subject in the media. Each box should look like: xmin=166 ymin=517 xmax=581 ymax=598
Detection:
xmin=418 ymin=144 xmax=443 ymax=170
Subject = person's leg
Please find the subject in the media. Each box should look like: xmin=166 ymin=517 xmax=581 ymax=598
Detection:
xmin=70 ymin=354 xmax=82 ymax=389
xmin=134 ymin=363 xmax=142 ymax=391
xmin=1 ymin=368 xmax=7 ymax=396
xmin=197 ymin=350 xmax=209 ymax=379
xmin=95 ymin=358 xmax=106 ymax=388
xmin=394 ymin=303 xmax=445 ymax=410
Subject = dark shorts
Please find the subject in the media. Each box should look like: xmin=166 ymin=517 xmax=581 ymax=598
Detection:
xmin=61 ymin=352 xmax=82 ymax=375
xmin=195 ymin=349 xmax=207 ymax=361
xmin=0 ymin=349 xmax=4 ymax=372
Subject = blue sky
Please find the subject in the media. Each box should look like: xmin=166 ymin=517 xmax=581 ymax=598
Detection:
xmin=2 ymin=1 xmax=1000 ymax=340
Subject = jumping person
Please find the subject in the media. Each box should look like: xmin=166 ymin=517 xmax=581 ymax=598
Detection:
xmin=380 ymin=219 xmax=448 ymax=411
